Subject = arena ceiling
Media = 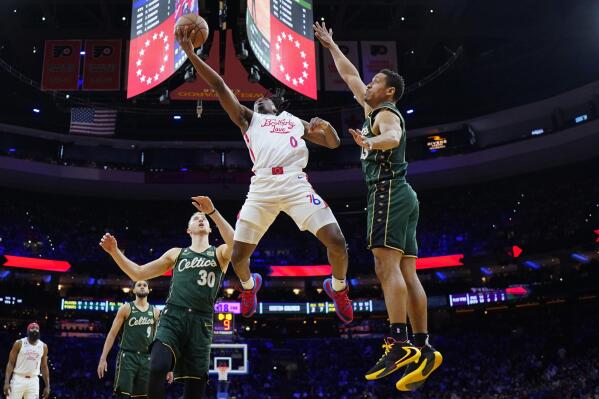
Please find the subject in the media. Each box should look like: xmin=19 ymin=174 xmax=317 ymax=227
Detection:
xmin=1 ymin=0 xmax=598 ymax=140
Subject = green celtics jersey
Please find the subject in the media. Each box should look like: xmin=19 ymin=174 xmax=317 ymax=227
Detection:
xmin=166 ymin=246 xmax=224 ymax=314
xmin=360 ymin=102 xmax=408 ymax=185
xmin=120 ymin=302 xmax=156 ymax=353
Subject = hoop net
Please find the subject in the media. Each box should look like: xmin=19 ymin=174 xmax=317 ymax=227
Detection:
xmin=217 ymin=366 xmax=230 ymax=381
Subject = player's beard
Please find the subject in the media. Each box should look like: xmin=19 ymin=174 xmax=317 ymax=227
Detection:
xmin=135 ymin=291 xmax=149 ymax=298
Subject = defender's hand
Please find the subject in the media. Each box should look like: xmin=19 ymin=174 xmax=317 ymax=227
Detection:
xmin=313 ymin=21 xmax=335 ymax=49
xmin=3 ymin=383 xmax=11 ymax=397
xmin=166 ymin=371 xmax=174 ymax=384
xmin=349 ymin=128 xmax=369 ymax=149
xmin=191 ymin=196 xmax=215 ymax=214
xmin=99 ymin=233 xmax=118 ymax=255
xmin=97 ymin=358 xmax=108 ymax=379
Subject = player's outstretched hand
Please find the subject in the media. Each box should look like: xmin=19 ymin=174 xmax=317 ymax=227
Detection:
xmin=166 ymin=371 xmax=174 ymax=384
xmin=191 ymin=196 xmax=215 ymax=215
xmin=97 ymin=358 xmax=108 ymax=379
xmin=349 ymin=128 xmax=369 ymax=149
xmin=308 ymin=117 xmax=328 ymax=133
xmin=99 ymin=233 xmax=118 ymax=255
xmin=313 ymin=21 xmax=335 ymax=48
xmin=175 ymin=25 xmax=195 ymax=55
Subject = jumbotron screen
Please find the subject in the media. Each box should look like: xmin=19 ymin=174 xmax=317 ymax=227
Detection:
xmin=246 ymin=0 xmax=317 ymax=99
xmin=127 ymin=0 xmax=199 ymax=98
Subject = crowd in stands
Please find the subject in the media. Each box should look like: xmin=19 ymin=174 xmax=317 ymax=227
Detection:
xmin=1 ymin=160 xmax=597 ymax=277
xmin=0 ymin=302 xmax=598 ymax=398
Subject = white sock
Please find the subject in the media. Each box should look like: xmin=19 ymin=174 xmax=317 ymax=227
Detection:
xmin=331 ymin=276 xmax=346 ymax=292
xmin=241 ymin=276 xmax=255 ymax=290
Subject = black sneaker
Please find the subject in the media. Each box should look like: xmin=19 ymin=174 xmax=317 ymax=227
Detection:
xmin=364 ymin=338 xmax=421 ymax=380
xmin=396 ymin=345 xmax=443 ymax=391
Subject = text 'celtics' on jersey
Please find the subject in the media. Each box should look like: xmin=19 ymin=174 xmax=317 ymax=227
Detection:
xmin=120 ymin=302 xmax=156 ymax=353
xmin=166 ymin=246 xmax=224 ymax=314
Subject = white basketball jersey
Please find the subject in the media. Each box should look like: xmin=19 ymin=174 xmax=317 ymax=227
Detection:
xmin=243 ymin=111 xmax=309 ymax=171
xmin=14 ymin=338 xmax=44 ymax=376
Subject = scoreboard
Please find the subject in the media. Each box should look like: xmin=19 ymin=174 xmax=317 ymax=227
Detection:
xmin=127 ymin=0 xmax=199 ymax=98
xmin=214 ymin=313 xmax=235 ymax=335
xmin=246 ymin=0 xmax=317 ymax=99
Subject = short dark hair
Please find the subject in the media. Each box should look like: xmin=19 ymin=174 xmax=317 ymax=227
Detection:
xmin=380 ymin=69 xmax=405 ymax=101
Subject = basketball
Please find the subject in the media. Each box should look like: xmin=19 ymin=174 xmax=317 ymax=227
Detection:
xmin=175 ymin=13 xmax=209 ymax=48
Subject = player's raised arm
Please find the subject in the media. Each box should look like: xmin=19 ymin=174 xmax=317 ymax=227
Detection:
xmin=176 ymin=26 xmax=253 ymax=131
xmin=191 ymin=196 xmax=234 ymax=269
xmin=301 ymin=117 xmax=341 ymax=149
xmin=99 ymin=234 xmax=179 ymax=281
xmin=97 ymin=303 xmax=130 ymax=379
xmin=313 ymin=22 xmax=369 ymax=113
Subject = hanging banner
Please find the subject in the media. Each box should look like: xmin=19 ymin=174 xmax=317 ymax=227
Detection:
xmin=41 ymin=40 xmax=82 ymax=91
xmin=323 ymin=41 xmax=359 ymax=91
xmin=82 ymin=40 xmax=122 ymax=91
xmin=360 ymin=41 xmax=397 ymax=84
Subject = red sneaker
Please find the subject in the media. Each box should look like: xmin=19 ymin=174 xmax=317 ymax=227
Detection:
xmin=239 ymin=273 xmax=262 ymax=318
xmin=323 ymin=278 xmax=353 ymax=324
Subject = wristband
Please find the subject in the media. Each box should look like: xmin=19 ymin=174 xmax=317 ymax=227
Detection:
xmin=206 ymin=209 xmax=217 ymax=216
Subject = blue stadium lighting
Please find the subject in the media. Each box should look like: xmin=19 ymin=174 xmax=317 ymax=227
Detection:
xmin=43 ymin=275 xmax=52 ymax=283
xmin=480 ymin=267 xmax=493 ymax=276
xmin=173 ymin=115 xmax=182 ymax=120
xmin=8 ymin=148 xmax=16 ymax=153
xmin=180 ymin=167 xmax=188 ymax=172
xmin=88 ymin=277 xmax=96 ymax=285
xmin=524 ymin=261 xmax=541 ymax=270
xmin=435 ymin=271 xmax=447 ymax=281
xmin=32 ymin=108 xmax=40 ymax=113
xmin=0 ymin=270 xmax=11 ymax=280
xmin=406 ymin=109 xmax=414 ymax=114
xmin=80 ymin=50 xmax=86 ymax=56
xmin=571 ymin=253 xmax=589 ymax=263
xmin=574 ymin=114 xmax=588 ymax=124
xmin=531 ymin=128 xmax=544 ymax=136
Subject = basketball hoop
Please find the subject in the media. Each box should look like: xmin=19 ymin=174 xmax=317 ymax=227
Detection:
xmin=217 ymin=365 xmax=229 ymax=381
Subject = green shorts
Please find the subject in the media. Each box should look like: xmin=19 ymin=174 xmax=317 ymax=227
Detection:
xmin=154 ymin=304 xmax=214 ymax=380
xmin=366 ymin=179 xmax=419 ymax=257
xmin=114 ymin=350 xmax=150 ymax=397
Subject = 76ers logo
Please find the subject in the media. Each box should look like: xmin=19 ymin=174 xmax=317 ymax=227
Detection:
xmin=260 ymin=118 xmax=296 ymax=134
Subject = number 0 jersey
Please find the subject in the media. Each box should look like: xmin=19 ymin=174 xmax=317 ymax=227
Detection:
xmin=119 ymin=302 xmax=156 ymax=353
xmin=166 ymin=246 xmax=224 ymax=314
xmin=243 ymin=111 xmax=309 ymax=172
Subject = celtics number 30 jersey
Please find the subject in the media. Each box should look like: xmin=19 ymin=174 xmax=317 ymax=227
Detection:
xmin=120 ymin=302 xmax=156 ymax=353
xmin=166 ymin=246 xmax=224 ymax=314
xmin=360 ymin=102 xmax=408 ymax=185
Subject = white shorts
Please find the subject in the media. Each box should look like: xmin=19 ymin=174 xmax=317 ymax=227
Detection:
xmin=9 ymin=374 xmax=39 ymax=399
xmin=234 ymin=171 xmax=338 ymax=244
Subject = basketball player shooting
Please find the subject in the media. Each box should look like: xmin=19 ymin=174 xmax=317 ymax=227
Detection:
xmin=99 ymin=196 xmax=233 ymax=399
xmin=314 ymin=21 xmax=443 ymax=391
xmin=175 ymin=26 xmax=354 ymax=324
xmin=3 ymin=323 xmax=50 ymax=399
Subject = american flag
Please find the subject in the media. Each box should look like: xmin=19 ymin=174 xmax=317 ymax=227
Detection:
xmin=69 ymin=107 xmax=117 ymax=135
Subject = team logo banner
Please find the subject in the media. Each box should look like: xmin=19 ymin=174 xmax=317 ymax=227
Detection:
xmin=41 ymin=40 xmax=82 ymax=91
xmin=323 ymin=41 xmax=359 ymax=91
xmin=82 ymin=40 xmax=122 ymax=91
xmin=360 ymin=41 xmax=398 ymax=84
